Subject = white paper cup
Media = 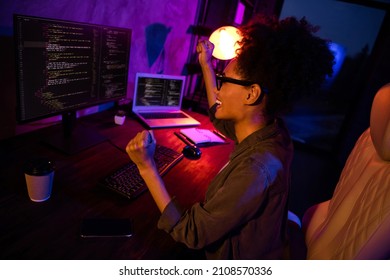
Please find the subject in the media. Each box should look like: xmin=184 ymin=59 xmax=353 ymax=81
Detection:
xmin=114 ymin=114 xmax=126 ymax=125
xmin=24 ymin=158 xmax=55 ymax=202
xmin=114 ymin=110 xmax=126 ymax=125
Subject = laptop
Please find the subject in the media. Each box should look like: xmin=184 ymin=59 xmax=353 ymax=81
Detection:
xmin=132 ymin=73 xmax=200 ymax=128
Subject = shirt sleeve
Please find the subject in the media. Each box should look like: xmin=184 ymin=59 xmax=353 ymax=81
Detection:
xmin=157 ymin=197 xmax=185 ymax=231
xmin=157 ymin=154 xmax=276 ymax=249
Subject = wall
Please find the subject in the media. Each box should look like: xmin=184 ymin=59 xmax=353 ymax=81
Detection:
xmin=0 ymin=0 xmax=199 ymax=139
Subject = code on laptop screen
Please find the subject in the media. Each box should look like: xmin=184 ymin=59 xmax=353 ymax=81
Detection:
xmin=135 ymin=77 xmax=182 ymax=106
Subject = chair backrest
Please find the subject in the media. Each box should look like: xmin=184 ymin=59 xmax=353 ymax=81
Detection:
xmin=303 ymin=84 xmax=390 ymax=259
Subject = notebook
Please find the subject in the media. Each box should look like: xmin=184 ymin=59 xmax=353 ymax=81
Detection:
xmin=179 ymin=128 xmax=226 ymax=146
xmin=132 ymin=73 xmax=200 ymax=128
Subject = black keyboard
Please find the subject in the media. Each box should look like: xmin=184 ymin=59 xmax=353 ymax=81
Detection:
xmin=139 ymin=112 xmax=187 ymax=119
xmin=100 ymin=145 xmax=183 ymax=199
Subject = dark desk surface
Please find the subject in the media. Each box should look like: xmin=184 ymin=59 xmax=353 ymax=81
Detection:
xmin=0 ymin=109 xmax=234 ymax=259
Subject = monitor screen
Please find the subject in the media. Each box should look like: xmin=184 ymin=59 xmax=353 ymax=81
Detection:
xmin=14 ymin=14 xmax=132 ymax=154
xmin=14 ymin=14 xmax=131 ymax=122
xmin=135 ymin=77 xmax=183 ymax=107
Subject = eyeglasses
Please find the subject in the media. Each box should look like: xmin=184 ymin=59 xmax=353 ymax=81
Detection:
xmin=215 ymin=73 xmax=254 ymax=90
xmin=215 ymin=73 xmax=269 ymax=94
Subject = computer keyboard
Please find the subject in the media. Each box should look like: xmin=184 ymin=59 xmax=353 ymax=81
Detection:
xmin=99 ymin=145 xmax=183 ymax=199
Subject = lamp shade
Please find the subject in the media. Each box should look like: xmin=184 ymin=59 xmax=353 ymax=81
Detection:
xmin=209 ymin=26 xmax=242 ymax=60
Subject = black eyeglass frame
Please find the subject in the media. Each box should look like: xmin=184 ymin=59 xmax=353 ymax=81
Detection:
xmin=215 ymin=73 xmax=268 ymax=94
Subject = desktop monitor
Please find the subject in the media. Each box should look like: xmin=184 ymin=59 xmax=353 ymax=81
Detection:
xmin=14 ymin=14 xmax=132 ymax=154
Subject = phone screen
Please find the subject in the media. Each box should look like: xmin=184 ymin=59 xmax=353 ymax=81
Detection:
xmin=80 ymin=218 xmax=133 ymax=238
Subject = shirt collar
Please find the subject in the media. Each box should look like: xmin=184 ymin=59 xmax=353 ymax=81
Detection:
xmin=229 ymin=118 xmax=281 ymax=161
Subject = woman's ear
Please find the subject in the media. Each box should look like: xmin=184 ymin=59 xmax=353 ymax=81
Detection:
xmin=245 ymin=84 xmax=264 ymax=106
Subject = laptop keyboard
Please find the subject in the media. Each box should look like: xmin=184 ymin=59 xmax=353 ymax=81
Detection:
xmin=99 ymin=145 xmax=183 ymax=200
xmin=140 ymin=112 xmax=187 ymax=119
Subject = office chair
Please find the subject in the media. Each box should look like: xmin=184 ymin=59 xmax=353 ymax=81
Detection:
xmin=302 ymin=84 xmax=390 ymax=259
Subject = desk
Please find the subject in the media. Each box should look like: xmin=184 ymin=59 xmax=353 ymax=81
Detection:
xmin=0 ymin=109 xmax=234 ymax=259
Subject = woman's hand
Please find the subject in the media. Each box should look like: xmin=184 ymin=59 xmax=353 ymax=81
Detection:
xmin=197 ymin=40 xmax=214 ymax=68
xmin=126 ymin=130 xmax=156 ymax=170
xmin=197 ymin=40 xmax=218 ymax=107
xmin=126 ymin=130 xmax=171 ymax=212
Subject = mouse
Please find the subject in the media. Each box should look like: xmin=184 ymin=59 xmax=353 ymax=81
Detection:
xmin=182 ymin=145 xmax=202 ymax=160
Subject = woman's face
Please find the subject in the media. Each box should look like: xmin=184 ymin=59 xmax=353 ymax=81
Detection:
xmin=215 ymin=59 xmax=249 ymax=121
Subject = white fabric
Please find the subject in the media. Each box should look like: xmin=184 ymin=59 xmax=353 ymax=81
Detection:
xmin=305 ymin=128 xmax=390 ymax=259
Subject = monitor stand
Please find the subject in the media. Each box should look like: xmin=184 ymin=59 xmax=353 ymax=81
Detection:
xmin=43 ymin=111 xmax=107 ymax=155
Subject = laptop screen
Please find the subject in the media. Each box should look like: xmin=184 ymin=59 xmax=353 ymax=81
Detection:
xmin=134 ymin=73 xmax=185 ymax=108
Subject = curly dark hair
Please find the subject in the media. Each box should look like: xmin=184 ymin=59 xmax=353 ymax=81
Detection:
xmin=236 ymin=15 xmax=334 ymax=116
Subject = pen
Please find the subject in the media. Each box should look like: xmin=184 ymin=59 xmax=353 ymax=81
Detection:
xmin=174 ymin=132 xmax=196 ymax=147
xmin=213 ymin=130 xmax=227 ymax=140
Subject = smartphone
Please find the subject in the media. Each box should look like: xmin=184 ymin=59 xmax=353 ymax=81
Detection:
xmin=80 ymin=218 xmax=133 ymax=238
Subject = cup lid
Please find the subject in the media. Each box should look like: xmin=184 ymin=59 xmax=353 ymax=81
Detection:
xmin=24 ymin=158 xmax=55 ymax=176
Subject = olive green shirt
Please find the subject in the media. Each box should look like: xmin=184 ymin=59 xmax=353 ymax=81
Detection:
xmin=158 ymin=105 xmax=293 ymax=259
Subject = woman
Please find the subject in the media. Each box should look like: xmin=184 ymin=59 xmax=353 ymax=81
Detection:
xmin=126 ymin=15 xmax=334 ymax=259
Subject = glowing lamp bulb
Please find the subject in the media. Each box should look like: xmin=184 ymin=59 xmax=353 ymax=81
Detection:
xmin=209 ymin=26 xmax=242 ymax=60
